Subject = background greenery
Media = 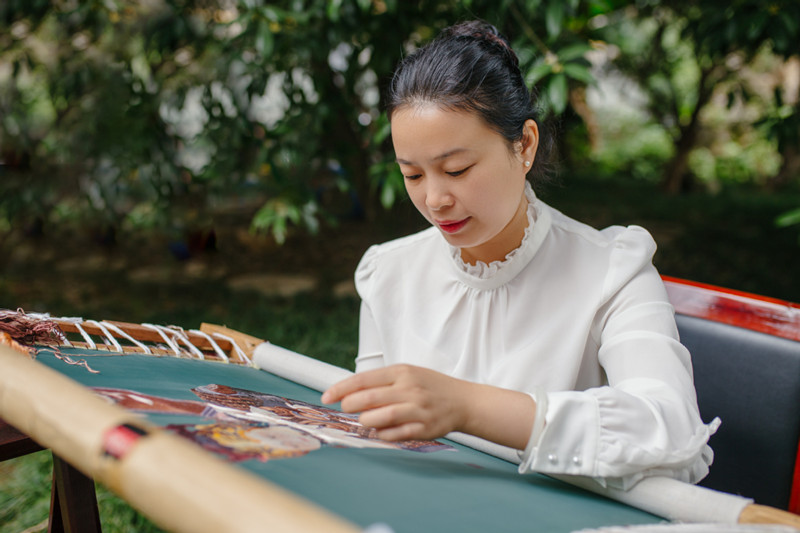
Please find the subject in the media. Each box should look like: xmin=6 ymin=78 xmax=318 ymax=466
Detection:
xmin=1 ymin=1 xmax=800 ymax=531
xmin=3 ymin=0 xmax=799 ymax=244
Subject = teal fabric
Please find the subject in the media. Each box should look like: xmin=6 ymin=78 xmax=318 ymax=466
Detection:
xmin=36 ymin=348 xmax=663 ymax=532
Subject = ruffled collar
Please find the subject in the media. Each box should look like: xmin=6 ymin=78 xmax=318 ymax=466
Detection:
xmin=445 ymin=181 xmax=552 ymax=290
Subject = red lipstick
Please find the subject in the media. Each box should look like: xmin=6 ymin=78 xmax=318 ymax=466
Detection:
xmin=436 ymin=218 xmax=469 ymax=234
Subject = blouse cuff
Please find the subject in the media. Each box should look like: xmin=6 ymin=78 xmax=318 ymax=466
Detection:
xmin=517 ymin=388 xmax=549 ymax=473
xmin=354 ymin=352 xmax=384 ymax=373
xmin=517 ymin=391 xmax=600 ymax=476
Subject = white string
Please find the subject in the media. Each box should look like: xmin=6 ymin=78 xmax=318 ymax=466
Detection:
xmin=85 ymin=320 xmax=123 ymax=352
xmin=141 ymin=324 xmax=182 ymax=355
xmin=100 ymin=321 xmax=152 ymax=355
xmin=211 ymin=332 xmax=252 ymax=366
xmin=188 ymin=329 xmax=229 ymax=362
xmin=166 ymin=326 xmax=205 ymax=360
xmin=72 ymin=322 xmax=97 ymax=350
xmin=43 ymin=314 xmax=253 ymax=364
xmin=51 ymin=317 xmax=90 ymax=348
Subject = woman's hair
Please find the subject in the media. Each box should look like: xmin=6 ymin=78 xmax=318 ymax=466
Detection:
xmin=387 ymin=20 xmax=557 ymax=185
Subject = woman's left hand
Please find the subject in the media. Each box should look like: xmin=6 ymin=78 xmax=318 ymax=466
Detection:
xmin=321 ymin=364 xmax=471 ymax=442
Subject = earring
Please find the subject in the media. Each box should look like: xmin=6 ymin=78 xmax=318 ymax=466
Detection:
xmin=524 ymin=161 xmax=531 ymax=167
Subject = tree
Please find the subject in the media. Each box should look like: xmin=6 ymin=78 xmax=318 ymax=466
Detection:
xmin=594 ymin=0 xmax=800 ymax=193
xmin=1 ymin=0 xmax=607 ymax=245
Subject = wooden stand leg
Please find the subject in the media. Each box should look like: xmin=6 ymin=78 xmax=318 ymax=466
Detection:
xmin=48 ymin=454 xmax=102 ymax=533
xmin=0 ymin=418 xmax=43 ymax=460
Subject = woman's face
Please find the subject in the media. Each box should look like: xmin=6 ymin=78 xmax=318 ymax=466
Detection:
xmin=391 ymin=104 xmax=538 ymax=265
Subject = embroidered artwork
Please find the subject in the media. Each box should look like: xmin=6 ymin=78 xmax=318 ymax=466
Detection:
xmin=93 ymin=384 xmax=454 ymax=462
xmin=168 ymin=422 xmax=322 ymax=462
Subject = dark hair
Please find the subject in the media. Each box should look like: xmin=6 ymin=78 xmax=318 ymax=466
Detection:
xmin=387 ymin=20 xmax=557 ymax=185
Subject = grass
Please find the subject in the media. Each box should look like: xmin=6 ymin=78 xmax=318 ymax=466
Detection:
xmin=1 ymin=175 xmax=799 ymax=531
xmin=0 ymin=452 xmax=163 ymax=533
xmin=0 ymin=453 xmax=52 ymax=533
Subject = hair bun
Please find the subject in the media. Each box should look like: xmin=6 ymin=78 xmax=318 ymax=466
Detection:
xmin=441 ymin=20 xmax=519 ymax=67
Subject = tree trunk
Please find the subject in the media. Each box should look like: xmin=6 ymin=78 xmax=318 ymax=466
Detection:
xmin=569 ymin=86 xmax=601 ymax=152
xmin=662 ymin=122 xmax=699 ymax=194
xmin=769 ymin=144 xmax=800 ymax=190
xmin=661 ymin=66 xmax=716 ymax=194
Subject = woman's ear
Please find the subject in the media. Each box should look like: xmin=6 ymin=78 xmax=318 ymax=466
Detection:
xmin=520 ymin=119 xmax=539 ymax=165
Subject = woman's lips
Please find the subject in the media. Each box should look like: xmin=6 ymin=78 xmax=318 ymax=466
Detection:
xmin=436 ymin=218 xmax=469 ymax=234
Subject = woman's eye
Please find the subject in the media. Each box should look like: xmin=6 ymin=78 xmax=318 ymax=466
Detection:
xmin=446 ymin=166 xmax=472 ymax=177
xmin=404 ymin=174 xmax=422 ymax=180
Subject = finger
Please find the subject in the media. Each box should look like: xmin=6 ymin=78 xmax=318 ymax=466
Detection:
xmin=357 ymin=402 xmax=432 ymax=434
xmin=338 ymin=385 xmax=398 ymax=414
xmin=338 ymin=376 xmax=428 ymax=413
xmin=375 ymin=422 xmax=428 ymax=442
xmin=322 ymin=367 xmax=401 ymax=404
xmin=321 ymin=373 xmax=377 ymax=405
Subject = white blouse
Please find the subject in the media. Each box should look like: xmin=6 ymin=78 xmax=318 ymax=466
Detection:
xmin=354 ymin=183 xmax=718 ymax=489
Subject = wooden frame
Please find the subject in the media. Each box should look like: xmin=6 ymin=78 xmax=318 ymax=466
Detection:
xmin=663 ymin=275 xmax=800 ymax=342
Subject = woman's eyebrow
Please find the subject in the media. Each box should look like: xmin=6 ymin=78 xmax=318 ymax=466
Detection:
xmin=396 ymin=148 xmax=471 ymax=165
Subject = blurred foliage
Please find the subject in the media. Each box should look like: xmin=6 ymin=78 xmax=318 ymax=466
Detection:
xmin=0 ymin=0 xmax=798 ymax=244
xmin=776 ymin=206 xmax=800 ymax=246
xmin=0 ymin=0 xmax=606 ymax=244
xmin=589 ymin=0 xmax=800 ymax=193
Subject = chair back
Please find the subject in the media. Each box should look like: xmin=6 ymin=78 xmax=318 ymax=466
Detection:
xmin=665 ymin=277 xmax=800 ymax=512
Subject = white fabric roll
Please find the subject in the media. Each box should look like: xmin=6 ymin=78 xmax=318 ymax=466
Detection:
xmin=253 ymin=342 xmax=353 ymax=393
xmin=554 ymin=474 xmax=751 ymax=525
xmin=439 ymin=432 xmax=750 ymax=524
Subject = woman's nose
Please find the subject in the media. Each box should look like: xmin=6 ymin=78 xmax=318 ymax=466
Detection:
xmin=425 ymin=178 xmax=454 ymax=211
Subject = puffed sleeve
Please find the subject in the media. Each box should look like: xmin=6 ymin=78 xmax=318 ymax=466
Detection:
xmin=518 ymin=226 xmax=719 ymax=489
xmin=354 ymin=245 xmax=385 ymax=372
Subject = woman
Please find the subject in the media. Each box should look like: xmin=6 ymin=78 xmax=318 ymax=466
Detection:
xmin=322 ymin=20 xmax=717 ymax=489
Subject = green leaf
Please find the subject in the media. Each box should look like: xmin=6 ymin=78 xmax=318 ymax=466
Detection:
xmin=373 ymin=114 xmax=392 ymax=144
xmin=524 ymin=0 xmax=543 ymax=11
xmin=327 ymin=0 xmax=343 ymax=21
xmin=272 ymin=217 xmax=287 ymax=244
xmin=286 ymin=204 xmax=301 ymax=224
xmin=776 ymin=208 xmax=800 ymax=228
xmin=545 ymin=2 xmax=564 ymax=39
xmin=301 ymin=200 xmax=320 ymax=234
xmin=746 ymin=12 xmax=768 ymax=42
xmin=255 ymin=23 xmax=274 ymax=56
xmin=547 ymin=73 xmax=568 ymax=115
xmin=380 ymin=181 xmax=395 ymax=209
xmin=588 ymin=0 xmax=615 ymax=16
xmin=526 ymin=62 xmax=553 ymax=86
xmin=556 ymin=43 xmax=592 ymax=62
xmin=562 ymin=63 xmax=595 ymax=85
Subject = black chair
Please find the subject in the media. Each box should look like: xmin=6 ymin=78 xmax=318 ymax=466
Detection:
xmin=675 ymin=302 xmax=800 ymax=511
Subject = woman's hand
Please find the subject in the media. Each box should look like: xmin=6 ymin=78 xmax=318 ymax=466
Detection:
xmin=322 ymin=364 xmax=538 ymax=449
xmin=321 ymin=364 xmax=470 ymax=441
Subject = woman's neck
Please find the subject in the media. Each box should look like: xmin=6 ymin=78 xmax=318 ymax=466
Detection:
xmin=460 ymin=195 xmax=530 ymax=266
